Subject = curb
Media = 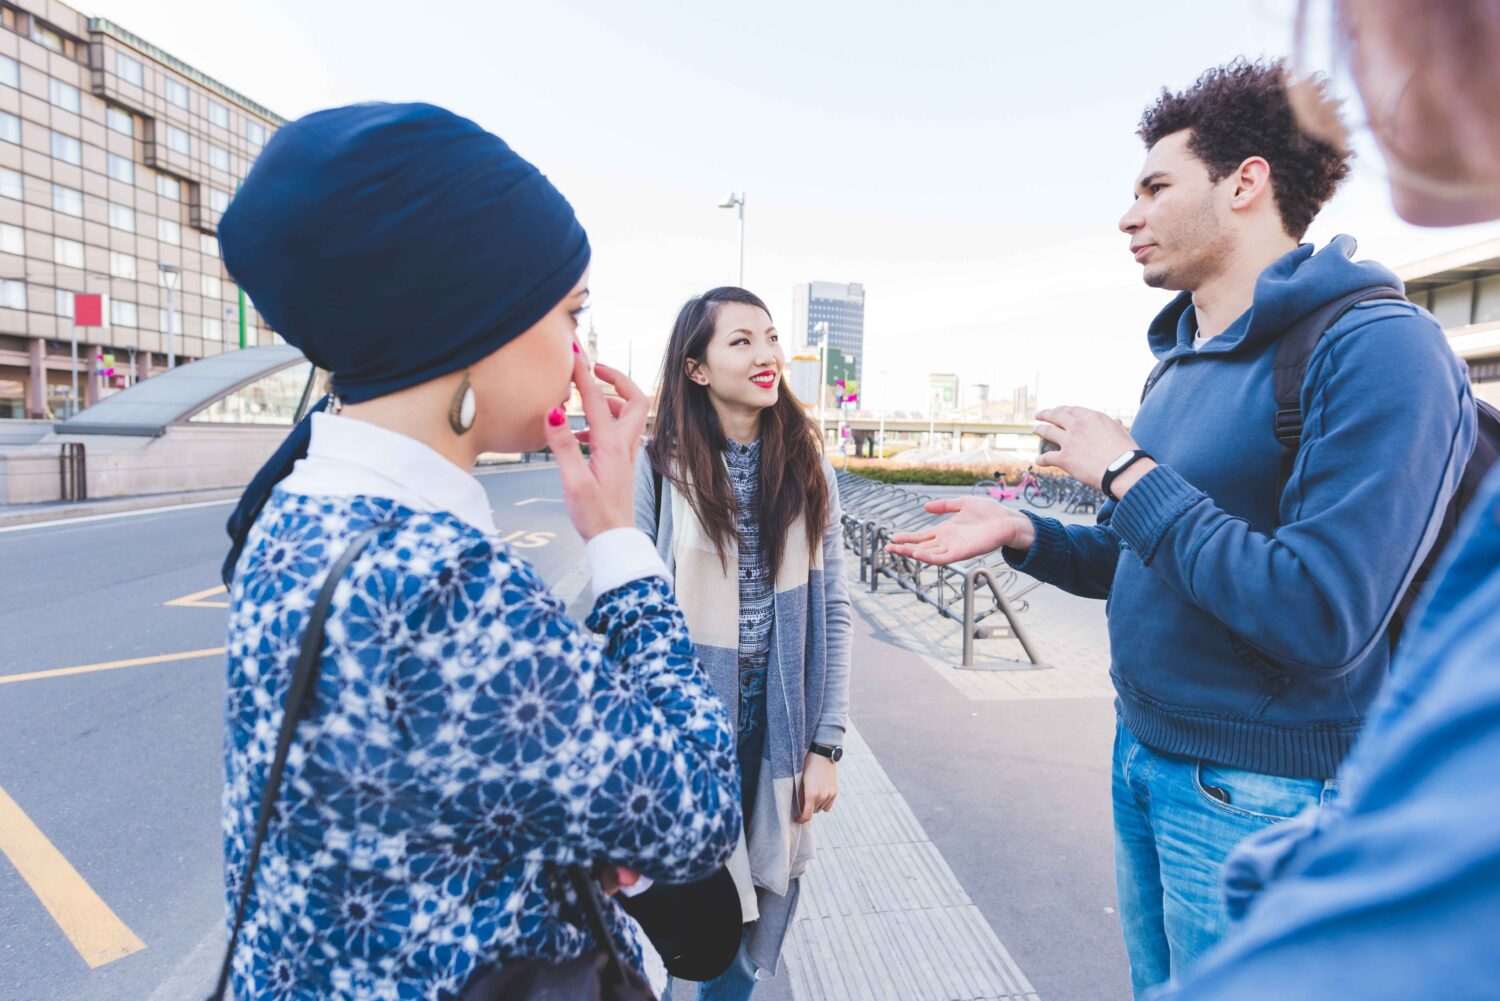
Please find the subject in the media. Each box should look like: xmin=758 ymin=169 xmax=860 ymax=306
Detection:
xmin=0 ymin=488 xmax=246 ymax=528
xmin=0 ymin=457 xmax=549 ymax=529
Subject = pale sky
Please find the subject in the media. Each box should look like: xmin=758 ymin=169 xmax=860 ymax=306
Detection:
xmin=92 ymin=0 xmax=1500 ymax=414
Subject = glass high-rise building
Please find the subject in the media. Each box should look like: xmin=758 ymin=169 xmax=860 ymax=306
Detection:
xmin=792 ymin=281 xmax=865 ymax=386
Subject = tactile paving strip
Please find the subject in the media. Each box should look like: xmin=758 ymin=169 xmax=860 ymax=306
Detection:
xmin=784 ymin=727 xmax=1041 ymax=1001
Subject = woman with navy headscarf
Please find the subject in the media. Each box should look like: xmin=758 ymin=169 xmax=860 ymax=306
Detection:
xmin=215 ymin=103 xmax=740 ymax=999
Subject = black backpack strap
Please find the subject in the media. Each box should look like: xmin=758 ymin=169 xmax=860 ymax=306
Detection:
xmin=209 ymin=524 xmax=389 ymax=1001
xmin=1270 ymin=285 xmax=1405 ymax=502
xmin=1140 ymin=356 xmax=1176 ymax=404
xmin=652 ymin=466 xmax=663 ymax=528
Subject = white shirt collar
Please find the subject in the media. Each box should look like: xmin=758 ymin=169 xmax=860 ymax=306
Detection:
xmin=278 ymin=412 xmax=497 ymax=534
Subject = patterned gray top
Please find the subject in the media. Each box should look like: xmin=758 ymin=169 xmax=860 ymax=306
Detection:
xmin=726 ymin=438 xmax=773 ymax=812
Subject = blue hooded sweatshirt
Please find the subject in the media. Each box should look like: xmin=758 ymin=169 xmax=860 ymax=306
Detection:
xmin=1151 ymin=466 xmax=1500 ymax=1000
xmin=1009 ymin=236 xmax=1476 ymax=779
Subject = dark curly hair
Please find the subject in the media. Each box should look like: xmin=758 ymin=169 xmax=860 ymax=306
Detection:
xmin=1138 ymin=58 xmax=1351 ymax=239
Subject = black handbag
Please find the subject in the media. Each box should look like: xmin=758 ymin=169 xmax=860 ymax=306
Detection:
xmin=207 ymin=525 xmax=655 ymax=1001
xmin=615 ymin=867 xmax=742 ymax=982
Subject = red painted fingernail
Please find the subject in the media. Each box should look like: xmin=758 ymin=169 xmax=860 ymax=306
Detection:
xmin=547 ymin=407 xmax=565 ymax=427
xmin=572 ymin=343 xmax=580 ymax=353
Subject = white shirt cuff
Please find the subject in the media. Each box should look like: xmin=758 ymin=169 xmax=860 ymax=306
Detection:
xmin=586 ymin=527 xmax=670 ymax=597
xmin=619 ymin=874 xmax=655 ymax=897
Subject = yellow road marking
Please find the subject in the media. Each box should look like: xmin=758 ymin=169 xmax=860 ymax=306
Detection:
xmin=0 ymin=648 xmax=225 ymax=687
xmin=0 ymin=784 xmax=147 ymax=968
xmin=164 ymin=584 xmax=229 ymax=609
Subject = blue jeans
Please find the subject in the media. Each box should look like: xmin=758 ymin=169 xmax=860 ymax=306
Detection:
xmin=1112 ymin=722 xmax=1338 ymax=999
xmin=660 ymin=925 xmax=758 ymax=1001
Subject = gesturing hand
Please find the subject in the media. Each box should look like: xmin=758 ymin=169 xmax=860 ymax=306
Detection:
xmin=1033 ymin=406 xmax=1142 ymax=491
xmin=885 ymin=496 xmax=1036 ymax=565
xmin=542 ymin=346 xmax=650 ymax=541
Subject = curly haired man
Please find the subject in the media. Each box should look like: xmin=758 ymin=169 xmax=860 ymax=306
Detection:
xmin=887 ymin=58 xmax=1476 ymax=997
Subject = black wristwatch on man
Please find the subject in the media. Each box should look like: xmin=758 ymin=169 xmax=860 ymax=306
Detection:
xmin=809 ymin=742 xmax=843 ymax=763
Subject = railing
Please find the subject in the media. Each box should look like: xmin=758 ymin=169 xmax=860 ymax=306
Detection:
xmin=835 ymin=471 xmax=1046 ymax=670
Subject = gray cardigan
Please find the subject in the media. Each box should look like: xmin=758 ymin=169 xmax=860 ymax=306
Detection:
xmin=633 ymin=448 xmax=852 ymax=973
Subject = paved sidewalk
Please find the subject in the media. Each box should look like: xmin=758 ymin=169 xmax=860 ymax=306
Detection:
xmin=765 ymin=505 xmax=1126 ymax=1001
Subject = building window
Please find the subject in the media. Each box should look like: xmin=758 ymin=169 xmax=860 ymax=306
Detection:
xmin=0 ymin=223 xmax=22 ymax=255
xmin=158 ymin=217 xmax=181 ymax=245
xmin=107 ymin=153 xmax=134 ymax=184
xmin=55 ymin=288 xmax=74 ymax=318
xmin=106 ymin=107 xmax=134 ymax=136
xmin=0 ymin=278 xmax=25 ymax=310
xmin=164 ymin=125 xmax=190 ymax=155
xmin=158 ymin=307 xmax=182 ymax=334
xmin=49 ymin=78 xmax=81 ymax=113
xmin=0 ymin=55 xmax=17 ymax=88
xmin=208 ymin=144 xmax=230 ymax=171
xmin=245 ymin=120 xmax=265 ymax=145
xmin=108 ymin=202 xmax=136 ymax=232
xmin=165 ymin=78 xmax=189 ymax=109
xmin=156 ymin=174 xmax=181 ymax=200
xmin=201 ymin=233 xmax=220 ymax=258
xmin=30 ymin=21 xmax=64 ymax=53
xmin=209 ymin=187 xmax=230 ymax=213
xmin=0 ymin=111 xmax=19 ymax=145
xmin=50 ymin=131 xmax=82 ymax=165
xmin=208 ymin=101 xmax=229 ymax=129
xmin=201 ymin=273 xmax=221 ymax=298
xmin=53 ymin=237 xmax=84 ymax=267
xmin=116 ymin=52 xmax=143 ymax=86
xmin=110 ymin=250 xmax=137 ymax=280
xmin=0 ymin=167 xmax=21 ymax=200
xmin=203 ymin=316 xmax=223 ymax=340
xmin=111 ymin=299 xmax=138 ymax=327
xmin=51 ymin=183 xmax=83 ymax=217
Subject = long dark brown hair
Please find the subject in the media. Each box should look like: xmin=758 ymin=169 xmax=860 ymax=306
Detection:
xmin=647 ymin=287 xmax=828 ymax=581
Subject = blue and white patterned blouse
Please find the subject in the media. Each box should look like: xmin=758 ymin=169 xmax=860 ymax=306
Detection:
xmin=223 ymin=489 xmax=741 ymax=1000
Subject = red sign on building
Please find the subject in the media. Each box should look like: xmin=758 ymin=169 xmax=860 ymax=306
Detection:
xmin=74 ymin=293 xmax=103 ymax=327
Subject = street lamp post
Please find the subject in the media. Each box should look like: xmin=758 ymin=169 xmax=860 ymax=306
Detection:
xmin=717 ymin=191 xmax=745 ymax=286
xmin=158 ymin=263 xmax=180 ymax=368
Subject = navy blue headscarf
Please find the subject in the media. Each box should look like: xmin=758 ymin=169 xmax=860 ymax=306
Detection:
xmin=219 ymin=102 xmax=590 ymax=584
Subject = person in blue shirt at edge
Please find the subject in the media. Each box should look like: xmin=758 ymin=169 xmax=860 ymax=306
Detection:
xmin=887 ymin=58 xmax=1477 ymax=998
xmin=215 ymin=103 xmax=740 ymax=999
xmin=1148 ymin=1 xmax=1500 ymax=997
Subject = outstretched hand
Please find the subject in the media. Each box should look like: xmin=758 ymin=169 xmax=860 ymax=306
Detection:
xmin=885 ymin=496 xmax=1036 ymax=565
xmin=542 ymin=345 xmax=649 ymax=541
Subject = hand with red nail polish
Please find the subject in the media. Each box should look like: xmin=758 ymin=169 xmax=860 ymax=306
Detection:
xmin=541 ymin=343 xmax=649 ymax=540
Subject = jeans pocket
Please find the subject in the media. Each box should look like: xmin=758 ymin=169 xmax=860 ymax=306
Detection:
xmin=1194 ymin=761 xmax=1326 ymax=823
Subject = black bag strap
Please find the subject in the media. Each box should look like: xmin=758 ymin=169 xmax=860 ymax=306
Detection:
xmin=1270 ymin=285 xmax=1405 ymax=502
xmin=652 ymin=466 xmax=663 ymax=528
xmin=209 ymin=524 xmax=389 ymax=1001
xmin=1140 ymin=355 xmax=1175 ymax=404
xmin=567 ymin=867 xmax=633 ymax=983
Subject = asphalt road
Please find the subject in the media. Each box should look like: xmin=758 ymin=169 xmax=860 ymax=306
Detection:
xmin=0 ymin=462 xmax=1125 ymax=1001
xmin=0 ymin=464 xmax=583 ymax=1001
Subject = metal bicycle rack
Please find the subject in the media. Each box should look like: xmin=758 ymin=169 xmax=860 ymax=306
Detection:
xmin=835 ymin=471 xmax=1047 ymax=670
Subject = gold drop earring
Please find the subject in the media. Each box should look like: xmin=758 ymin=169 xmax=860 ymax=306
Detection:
xmin=448 ymin=371 xmax=477 ymax=435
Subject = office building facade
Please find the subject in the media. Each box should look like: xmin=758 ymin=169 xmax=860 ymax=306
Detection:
xmin=792 ymin=280 xmax=866 ymax=385
xmin=0 ymin=1 xmax=281 ymax=419
xmin=1398 ymin=239 xmax=1500 ymax=409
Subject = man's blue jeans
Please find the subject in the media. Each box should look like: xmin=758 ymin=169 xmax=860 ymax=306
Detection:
xmin=1112 ymin=722 xmax=1338 ymax=999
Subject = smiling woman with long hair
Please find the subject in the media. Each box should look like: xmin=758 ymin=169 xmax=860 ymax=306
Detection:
xmin=636 ymin=287 xmax=852 ymax=999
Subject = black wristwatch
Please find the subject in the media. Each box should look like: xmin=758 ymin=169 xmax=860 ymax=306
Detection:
xmin=1101 ymin=448 xmax=1154 ymax=500
xmin=809 ymin=742 xmax=843 ymax=763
